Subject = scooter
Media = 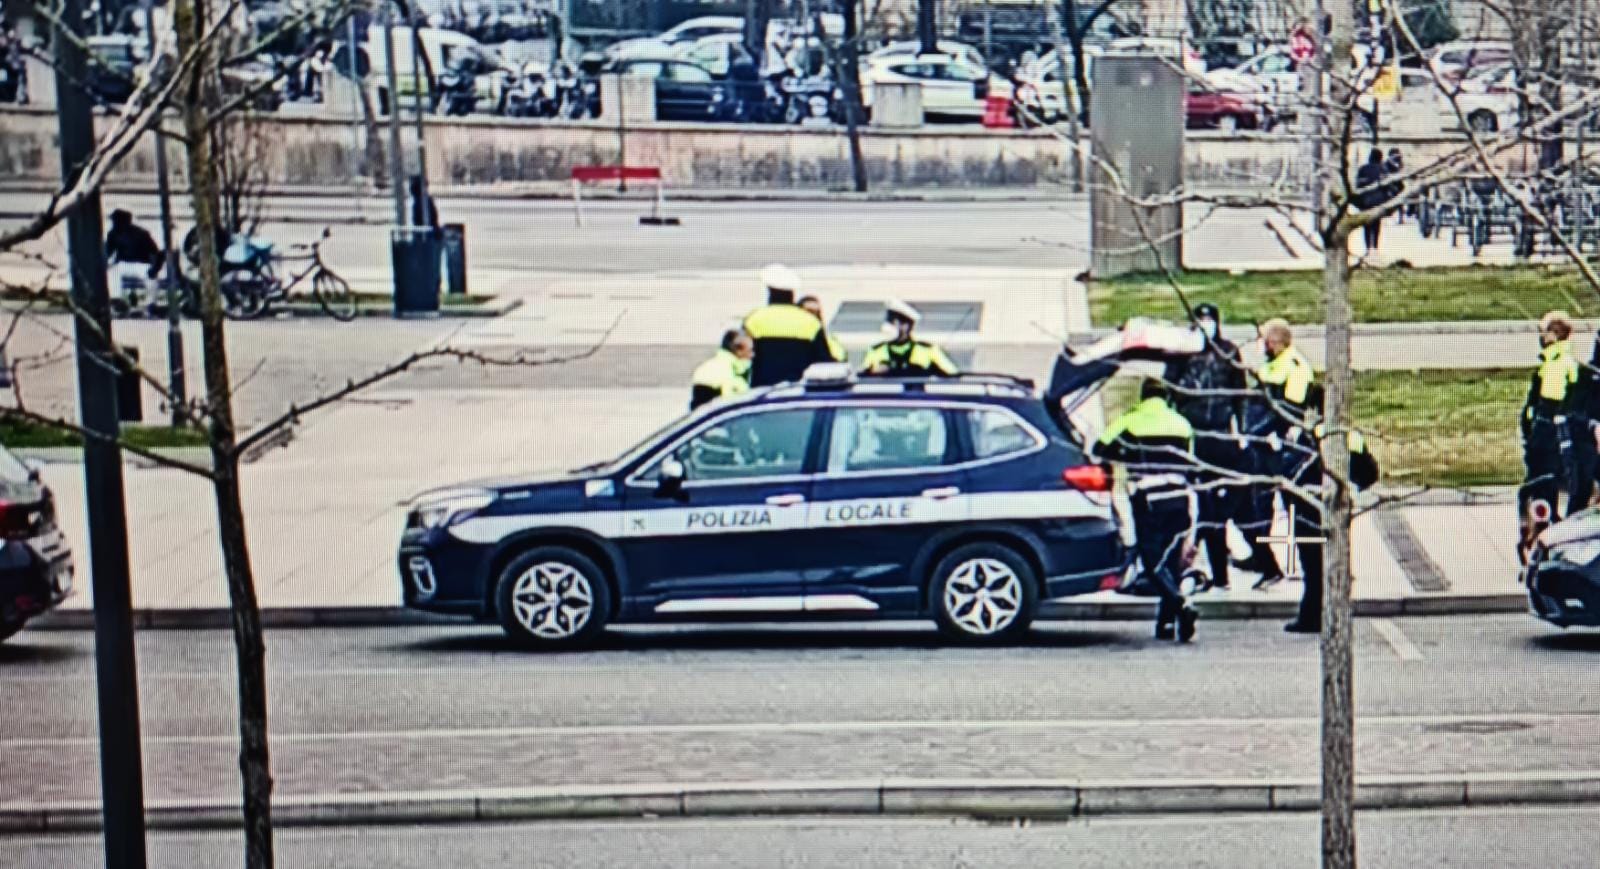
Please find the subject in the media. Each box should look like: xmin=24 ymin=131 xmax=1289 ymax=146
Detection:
xmin=106 ymin=258 xmax=162 ymax=317
xmin=435 ymin=60 xmax=479 ymax=116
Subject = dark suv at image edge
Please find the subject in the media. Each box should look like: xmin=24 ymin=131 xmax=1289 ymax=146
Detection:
xmin=398 ymin=368 xmax=1127 ymax=648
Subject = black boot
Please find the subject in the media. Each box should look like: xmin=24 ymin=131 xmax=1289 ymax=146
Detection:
xmin=1284 ymin=619 xmax=1318 ymax=634
xmin=1155 ymin=621 xmax=1175 ymax=641
xmin=1177 ymin=607 xmax=1198 ymax=643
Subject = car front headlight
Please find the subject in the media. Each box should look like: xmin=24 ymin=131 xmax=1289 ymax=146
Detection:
xmin=412 ymin=488 xmax=496 ymax=530
xmin=1559 ymin=537 xmax=1600 ymax=565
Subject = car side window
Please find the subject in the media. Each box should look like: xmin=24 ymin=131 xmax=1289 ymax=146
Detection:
xmin=827 ymin=407 xmax=951 ymax=474
xmin=654 ymin=409 xmax=817 ymax=483
xmin=966 ymin=409 xmax=1040 ymax=460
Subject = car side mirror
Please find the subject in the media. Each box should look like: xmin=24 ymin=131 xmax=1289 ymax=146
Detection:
xmin=655 ymin=458 xmax=686 ymax=498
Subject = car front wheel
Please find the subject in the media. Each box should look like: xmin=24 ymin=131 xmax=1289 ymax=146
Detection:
xmin=495 ymin=547 xmax=612 ymax=649
xmin=930 ymin=543 xmax=1038 ymax=643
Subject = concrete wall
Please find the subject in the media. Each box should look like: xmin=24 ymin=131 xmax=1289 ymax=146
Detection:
xmin=0 ymin=106 xmax=1544 ymax=193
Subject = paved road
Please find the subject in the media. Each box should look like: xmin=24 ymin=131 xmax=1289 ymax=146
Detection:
xmin=2 ymin=615 xmax=1594 ymax=806
xmin=10 ymin=807 xmax=1600 ymax=867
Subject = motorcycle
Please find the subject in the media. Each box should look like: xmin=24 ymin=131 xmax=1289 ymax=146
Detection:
xmin=504 ymin=62 xmax=563 ymax=118
xmin=179 ymin=228 xmax=279 ymax=319
xmin=435 ymin=59 xmax=479 ymax=116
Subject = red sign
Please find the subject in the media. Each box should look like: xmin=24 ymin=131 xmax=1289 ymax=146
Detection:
xmin=1290 ymin=26 xmax=1316 ymax=64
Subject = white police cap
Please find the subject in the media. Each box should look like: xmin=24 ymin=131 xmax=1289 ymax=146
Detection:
xmin=759 ymin=263 xmax=802 ymax=292
xmin=884 ymin=299 xmax=921 ymax=325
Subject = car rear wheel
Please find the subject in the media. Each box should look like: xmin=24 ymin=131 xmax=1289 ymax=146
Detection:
xmin=0 ymin=615 xmax=24 ymax=644
xmin=495 ymin=547 xmax=611 ymax=649
xmin=1217 ymin=114 xmax=1240 ymax=134
xmin=931 ymin=543 xmax=1038 ymax=643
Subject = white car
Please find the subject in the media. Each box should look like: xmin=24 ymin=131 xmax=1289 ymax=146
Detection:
xmin=868 ymin=40 xmax=988 ymax=72
xmin=606 ymin=16 xmax=745 ymax=60
xmin=1426 ymin=39 xmax=1513 ymax=85
xmin=675 ymin=33 xmax=757 ymax=77
xmin=1013 ymin=64 xmax=1078 ymax=122
xmin=1206 ymin=47 xmax=1299 ymax=107
xmin=861 ymin=53 xmax=1010 ymax=120
xmin=1105 ymin=37 xmax=1207 ymax=76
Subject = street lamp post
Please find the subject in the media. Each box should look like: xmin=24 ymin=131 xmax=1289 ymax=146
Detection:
xmin=143 ymin=0 xmax=185 ymax=427
xmin=52 ymin=0 xmax=147 ymax=864
xmin=381 ymin=1 xmax=407 ymax=225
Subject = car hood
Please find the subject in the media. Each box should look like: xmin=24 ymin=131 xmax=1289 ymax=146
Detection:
xmin=1541 ymin=508 xmax=1600 ymax=548
xmin=411 ymin=469 xmax=603 ymax=504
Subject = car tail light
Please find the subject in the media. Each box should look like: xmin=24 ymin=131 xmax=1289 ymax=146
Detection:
xmin=1098 ymin=573 xmax=1122 ymax=591
xmin=1063 ymin=465 xmax=1112 ymax=492
xmin=0 ymin=500 xmax=40 ymax=540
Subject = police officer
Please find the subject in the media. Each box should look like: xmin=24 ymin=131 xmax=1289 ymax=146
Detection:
xmin=860 ymin=300 xmax=959 ymax=377
xmin=1164 ymin=302 xmax=1246 ymax=590
xmin=690 ymin=329 xmax=753 ymax=409
xmin=1240 ymin=319 xmax=1320 ymax=587
xmin=1284 ymin=402 xmax=1380 ymax=634
xmin=799 ymin=295 xmax=847 ymax=363
xmin=743 ymin=264 xmax=835 ymax=387
xmin=1522 ymin=311 xmax=1580 ymax=521
xmin=1091 ymin=379 xmax=1200 ymax=643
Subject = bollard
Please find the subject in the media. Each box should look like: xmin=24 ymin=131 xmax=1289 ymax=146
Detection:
xmin=440 ymin=223 xmax=467 ymax=296
xmin=116 ymin=346 xmax=142 ymax=423
xmin=390 ymin=227 xmax=442 ymax=319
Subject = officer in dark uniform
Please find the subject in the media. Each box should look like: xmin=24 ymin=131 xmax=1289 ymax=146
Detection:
xmin=799 ymin=295 xmax=847 ymax=363
xmin=1235 ymin=318 xmax=1318 ymax=589
xmin=1091 ymin=379 xmax=1200 ymax=643
xmin=743 ymin=264 xmax=835 ymax=387
xmin=1283 ymin=402 xmax=1380 ymax=633
xmin=689 ymin=329 xmax=753 ymax=409
xmin=1164 ymin=302 xmax=1246 ymax=589
xmin=860 ymin=300 xmax=959 ymax=377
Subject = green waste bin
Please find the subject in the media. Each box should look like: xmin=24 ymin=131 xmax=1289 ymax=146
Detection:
xmin=391 ymin=227 xmax=441 ymax=319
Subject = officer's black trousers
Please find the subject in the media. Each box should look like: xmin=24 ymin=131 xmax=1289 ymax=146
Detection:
xmin=1523 ymin=419 xmax=1565 ymax=520
xmin=1193 ymin=436 xmax=1243 ymax=587
xmin=1132 ymin=490 xmax=1192 ymax=628
xmin=1569 ymin=417 xmax=1595 ymax=513
xmin=1293 ymin=534 xmax=1325 ymax=628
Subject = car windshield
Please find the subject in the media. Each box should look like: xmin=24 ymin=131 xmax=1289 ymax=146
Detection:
xmin=568 ymin=406 xmax=715 ymax=475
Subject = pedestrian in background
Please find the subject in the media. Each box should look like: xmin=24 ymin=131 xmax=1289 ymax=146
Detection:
xmin=690 ymin=329 xmax=753 ymax=409
xmin=1356 ymin=148 xmax=1388 ymax=253
xmin=1385 ymin=147 xmax=1407 ymax=221
xmin=408 ymin=175 xmax=439 ymax=229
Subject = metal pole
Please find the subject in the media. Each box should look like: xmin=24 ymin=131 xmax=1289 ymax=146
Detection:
xmin=381 ymin=3 xmax=406 ymax=225
xmin=1308 ymin=9 xmax=1326 ymax=234
xmin=408 ymin=7 xmax=429 ymax=213
xmin=52 ymin=0 xmax=147 ymax=864
xmin=1575 ymin=0 xmax=1587 ymax=251
xmin=143 ymin=0 xmax=185 ymax=426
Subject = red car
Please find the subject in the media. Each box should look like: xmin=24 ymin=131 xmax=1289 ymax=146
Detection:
xmin=1185 ymin=89 xmax=1263 ymax=132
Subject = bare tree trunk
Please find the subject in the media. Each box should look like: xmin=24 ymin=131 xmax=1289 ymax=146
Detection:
xmin=840 ymin=0 xmax=868 ymax=193
xmin=1321 ymin=0 xmax=1357 ymax=864
xmin=174 ymin=0 xmax=275 ymax=865
xmin=1320 ymin=222 xmax=1356 ymax=869
xmin=918 ymin=0 xmax=938 ymax=53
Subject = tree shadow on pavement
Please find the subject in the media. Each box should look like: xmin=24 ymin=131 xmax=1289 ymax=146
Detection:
xmin=0 ymin=639 xmax=85 ymax=666
xmin=1530 ymin=632 xmax=1600 ymax=653
xmin=393 ymin=623 xmax=1140 ymax=656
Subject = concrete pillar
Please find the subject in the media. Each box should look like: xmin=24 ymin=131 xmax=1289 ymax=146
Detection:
xmin=600 ymin=73 xmax=655 ymax=125
xmin=1089 ymin=54 xmax=1184 ymax=278
xmin=22 ymin=54 xmax=55 ymax=108
xmin=872 ymin=82 xmax=922 ymax=128
xmin=322 ymin=69 xmax=364 ymax=120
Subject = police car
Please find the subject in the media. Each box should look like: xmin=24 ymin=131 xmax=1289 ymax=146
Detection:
xmin=399 ymin=324 xmax=1202 ymax=648
xmin=1525 ymin=507 xmax=1600 ymax=628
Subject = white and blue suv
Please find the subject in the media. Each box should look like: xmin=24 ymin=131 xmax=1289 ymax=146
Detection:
xmin=398 ymin=349 xmax=1186 ymax=648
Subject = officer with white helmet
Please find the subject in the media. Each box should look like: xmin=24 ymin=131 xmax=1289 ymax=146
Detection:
xmin=743 ymin=264 xmax=834 ymax=387
xmin=860 ymin=299 xmax=959 ymax=377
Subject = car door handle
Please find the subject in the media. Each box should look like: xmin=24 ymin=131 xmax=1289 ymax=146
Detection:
xmin=766 ymin=493 xmax=806 ymax=506
xmin=921 ymin=487 xmax=961 ymax=500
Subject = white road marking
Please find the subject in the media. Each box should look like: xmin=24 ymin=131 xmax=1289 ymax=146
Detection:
xmin=1372 ymin=618 xmax=1424 ymax=662
xmin=2 ymin=711 xmax=1580 ymax=750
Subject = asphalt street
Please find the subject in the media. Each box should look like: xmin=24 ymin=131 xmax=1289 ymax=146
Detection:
xmin=3 ymin=615 xmax=1597 ymax=806
xmin=9 ymin=806 xmax=1600 ymax=867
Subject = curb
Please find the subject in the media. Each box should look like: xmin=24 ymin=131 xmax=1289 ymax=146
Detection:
xmin=1071 ymin=320 xmax=1592 ymax=342
xmin=27 ymin=594 xmax=1529 ymax=632
xmin=6 ymin=772 xmax=1599 ymax=833
xmin=0 ymin=297 xmax=521 ymax=321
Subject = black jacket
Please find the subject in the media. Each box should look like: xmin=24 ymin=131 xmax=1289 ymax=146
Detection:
xmin=105 ymin=223 xmax=161 ymax=267
xmin=1165 ymin=336 xmax=1245 ymax=434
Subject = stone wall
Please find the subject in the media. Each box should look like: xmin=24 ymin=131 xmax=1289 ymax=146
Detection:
xmin=0 ymin=106 xmax=1537 ymax=193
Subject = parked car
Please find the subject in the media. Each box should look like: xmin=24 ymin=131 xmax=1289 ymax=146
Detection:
xmin=1433 ymin=65 xmax=1600 ymax=134
xmin=610 ymin=57 xmax=735 ymax=122
xmin=0 ymin=447 xmax=74 ymax=644
xmin=1205 ymin=46 xmax=1299 ymax=117
xmin=675 ymin=32 xmax=758 ymax=78
xmin=861 ymin=53 xmax=1010 ymax=121
xmin=868 ymin=39 xmax=988 ymax=72
xmin=1186 ymin=86 xmax=1262 ymax=131
xmin=1012 ymin=64 xmax=1078 ymax=123
xmin=1426 ymin=39 xmax=1513 ymax=85
xmin=605 ymin=15 xmax=745 ymax=60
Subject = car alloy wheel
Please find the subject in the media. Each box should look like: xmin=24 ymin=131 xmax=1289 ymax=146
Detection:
xmin=496 ymin=546 xmax=611 ymax=648
xmin=511 ymin=562 xmax=594 ymax=639
xmin=932 ymin=543 xmax=1038 ymax=642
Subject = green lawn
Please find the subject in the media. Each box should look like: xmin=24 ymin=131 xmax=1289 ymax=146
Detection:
xmin=0 ymin=419 xmax=210 ymax=450
xmin=1089 ymin=266 xmax=1600 ymax=327
xmin=1101 ymin=368 xmax=1527 ymax=488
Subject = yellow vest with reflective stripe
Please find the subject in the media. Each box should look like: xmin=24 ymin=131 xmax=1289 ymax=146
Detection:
xmin=691 ymin=350 xmax=750 ymax=397
xmin=1099 ymin=397 xmax=1195 ymax=444
xmin=1258 ymin=346 xmax=1315 ymax=405
xmin=861 ymin=339 xmax=958 ymax=376
xmin=1538 ymin=339 xmax=1579 ymax=402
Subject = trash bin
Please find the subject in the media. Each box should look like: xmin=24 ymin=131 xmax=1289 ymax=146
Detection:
xmin=390 ymin=227 xmax=441 ymax=319
xmin=440 ymin=223 xmax=467 ymax=296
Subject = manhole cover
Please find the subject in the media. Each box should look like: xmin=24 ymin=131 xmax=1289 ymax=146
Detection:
xmin=830 ymin=301 xmax=984 ymax=334
xmin=1423 ymin=720 xmax=1534 ymax=735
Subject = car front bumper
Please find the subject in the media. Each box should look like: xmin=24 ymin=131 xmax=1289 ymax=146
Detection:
xmin=1528 ymin=562 xmax=1600 ymax=627
xmin=398 ymin=527 xmax=496 ymax=618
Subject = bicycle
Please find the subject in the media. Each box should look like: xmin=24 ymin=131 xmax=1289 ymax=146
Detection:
xmin=181 ymin=226 xmax=358 ymax=322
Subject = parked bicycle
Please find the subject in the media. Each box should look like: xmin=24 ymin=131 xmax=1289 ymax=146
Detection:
xmin=181 ymin=227 xmax=358 ymax=322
